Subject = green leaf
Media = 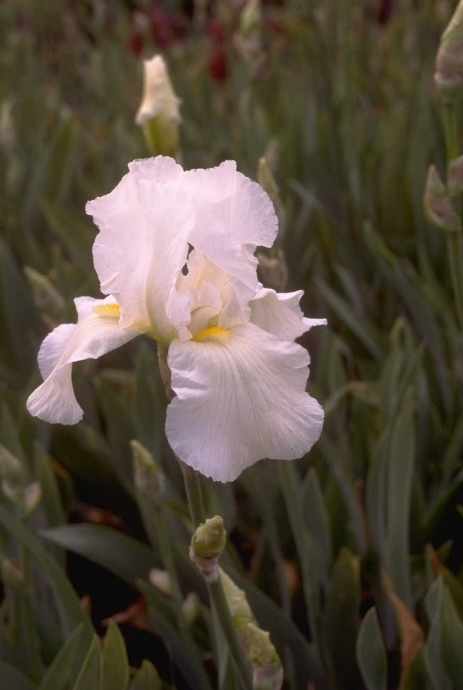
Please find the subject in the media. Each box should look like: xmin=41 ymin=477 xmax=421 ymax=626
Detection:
xmin=102 ymin=622 xmax=130 ymax=690
xmin=134 ymin=342 xmax=166 ymax=463
xmin=400 ymin=646 xmax=433 ymax=690
xmin=0 ymin=660 xmax=38 ymax=690
xmin=39 ymin=200 xmax=93 ymax=274
xmin=39 ymin=624 xmax=92 ymax=690
xmin=441 ymin=585 xmax=463 ymax=690
xmin=23 ymin=115 xmax=79 ymax=232
xmin=41 ymin=524 xmax=157 ymax=584
xmin=129 ymin=660 xmax=162 ymax=690
xmin=363 ymin=224 xmax=450 ymax=409
xmin=213 ymin=611 xmax=235 ymax=690
xmin=356 ymin=607 xmax=387 ymax=690
xmin=316 ymin=278 xmax=386 ymax=362
xmin=96 ymin=377 xmax=136 ymax=491
xmin=0 ymin=238 xmax=40 ymax=380
xmin=0 ymin=401 xmax=26 ymax=463
xmin=71 ymin=636 xmax=101 ymax=690
xmin=386 ymin=389 xmax=415 ymax=608
xmin=139 ymin=580 xmax=209 ymax=689
xmin=425 ymin=577 xmax=452 ymax=690
xmin=322 ymin=548 xmax=363 ymax=690
xmin=300 ymin=467 xmax=333 ymax=584
xmin=34 ymin=444 xmax=66 ymax=528
xmin=0 ymin=503 xmax=93 ymax=642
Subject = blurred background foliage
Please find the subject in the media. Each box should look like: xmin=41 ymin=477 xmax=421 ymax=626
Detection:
xmin=1 ymin=0 xmax=463 ymax=688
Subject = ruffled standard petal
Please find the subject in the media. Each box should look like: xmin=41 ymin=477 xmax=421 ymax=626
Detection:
xmin=87 ymin=157 xmax=192 ymax=341
xmin=184 ymin=161 xmax=278 ymax=303
xmin=250 ymin=288 xmax=327 ymax=341
xmin=165 ymin=322 xmax=324 ymax=482
xmin=27 ymin=296 xmax=141 ymax=425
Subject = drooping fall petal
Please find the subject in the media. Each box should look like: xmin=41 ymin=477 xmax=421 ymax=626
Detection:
xmin=165 ymin=322 xmax=324 ymax=482
xmin=27 ymin=296 xmax=140 ymax=424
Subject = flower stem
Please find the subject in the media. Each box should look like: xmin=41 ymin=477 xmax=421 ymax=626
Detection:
xmin=208 ymin=576 xmax=254 ymax=690
xmin=152 ymin=506 xmax=213 ymax=690
xmin=179 ymin=462 xmax=253 ymax=689
xmin=160 ymin=348 xmax=252 ymax=688
xmin=180 ymin=460 xmax=206 ymax=525
xmin=443 ymin=102 xmax=463 ymax=329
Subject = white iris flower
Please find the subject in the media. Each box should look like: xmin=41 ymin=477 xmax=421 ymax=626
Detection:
xmin=27 ymin=157 xmax=325 ymax=482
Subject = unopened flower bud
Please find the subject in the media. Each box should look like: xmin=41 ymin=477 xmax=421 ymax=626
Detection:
xmin=181 ymin=592 xmax=200 ymax=625
xmin=242 ymin=623 xmax=280 ymax=667
xmin=220 ymin=569 xmax=283 ymax=687
xmin=2 ymin=559 xmax=26 ymax=593
xmin=256 ymin=250 xmax=288 ymax=291
xmin=149 ymin=568 xmax=173 ymax=596
xmin=0 ymin=445 xmax=26 ymax=505
xmin=135 ymin=55 xmax=181 ymax=158
xmin=424 ymin=164 xmax=460 ymax=231
xmin=435 ymin=1 xmax=463 ymax=103
xmin=240 ymin=0 xmax=261 ymax=36
xmin=22 ymin=482 xmax=41 ymax=518
xmin=189 ymin=515 xmax=226 ymax=582
xmin=130 ymin=440 xmax=165 ymax=502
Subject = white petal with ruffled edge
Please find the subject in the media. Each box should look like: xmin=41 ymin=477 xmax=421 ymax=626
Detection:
xmin=27 ymin=296 xmax=141 ymax=425
xmin=165 ymin=323 xmax=324 ymax=482
xmin=184 ymin=161 xmax=278 ymax=304
xmin=250 ymin=288 xmax=327 ymax=341
xmin=87 ymin=157 xmax=192 ymax=342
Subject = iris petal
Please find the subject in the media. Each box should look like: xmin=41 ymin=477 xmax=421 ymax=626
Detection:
xmin=166 ymin=322 xmax=324 ymax=482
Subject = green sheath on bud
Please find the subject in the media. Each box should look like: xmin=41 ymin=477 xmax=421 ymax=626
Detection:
xmin=130 ymin=440 xmax=165 ymax=502
xmin=141 ymin=117 xmax=180 ymax=160
xmin=220 ymin=569 xmax=254 ymax=628
xmin=220 ymin=569 xmax=282 ymax=686
xmin=435 ymin=1 xmax=463 ymax=103
xmin=241 ymin=623 xmax=280 ymax=666
xmin=136 ymin=55 xmax=181 ymax=159
xmin=189 ymin=515 xmax=226 ymax=582
xmin=424 ymin=164 xmax=461 ymax=231
xmin=240 ymin=0 xmax=261 ymax=36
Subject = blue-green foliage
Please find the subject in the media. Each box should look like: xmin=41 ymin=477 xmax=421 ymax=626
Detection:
xmin=1 ymin=0 xmax=463 ymax=688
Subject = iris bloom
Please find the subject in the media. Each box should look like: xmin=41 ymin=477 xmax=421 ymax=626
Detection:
xmin=27 ymin=157 xmax=325 ymax=482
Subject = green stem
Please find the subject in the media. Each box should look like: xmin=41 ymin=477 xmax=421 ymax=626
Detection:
xmin=156 ymin=506 xmax=213 ymax=689
xmin=208 ymin=576 xmax=254 ymax=690
xmin=443 ymin=102 xmax=463 ymax=329
xmin=179 ymin=463 xmax=252 ymax=689
xmin=180 ymin=460 xmax=206 ymax=525
xmin=153 ymin=505 xmax=185 ymax=604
